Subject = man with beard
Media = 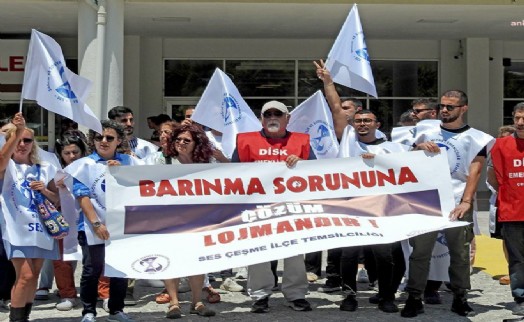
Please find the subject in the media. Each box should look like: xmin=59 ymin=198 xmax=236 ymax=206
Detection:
xmin=400 ymin=90 xmax=494 ymax=318
xmin=108 ymin=106 xmax=157 ymax=159
xmin=487 ymin=102 xmax=524 ymax=316
xmin=231 ymin=100 xmax=315 ymax=314
xmin=391 ymin=99 xmax=439 ymax=146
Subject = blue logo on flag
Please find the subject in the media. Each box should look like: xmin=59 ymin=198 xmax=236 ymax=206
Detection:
xmin=305 ymin=120 xmax=334 ymax=157
xmin=221 ymin=94 xmax=242 ymax=126
xmin=47 ymin=60 xmax=79 ymax=104
xmin=351 ymin=31 xmax=370 ymax=63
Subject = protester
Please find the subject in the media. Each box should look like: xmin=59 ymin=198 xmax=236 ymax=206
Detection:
xmin=401 ymin=90 xmax=494 ymax=318
xmin=0 ymin=112 xmax=60 ymax=322
xmin=231 ymin=100 xmax=315 ymax=313
xmin=66 ymin=120 xmax=141 ymax=322
xmin=487 ymin=102 xmax=524 ymax=316
xmin=108 ymin=106 xmax=157 ymax=160
xmin=50 ymin=130 xmax=90 ymax=311
xmin=398 ymin=110 xmax=416 ymax=126
xmin=160 ymin=123 xmax=216 ymax=319
xmin=487 ymin=125 xmax=516 ymax=286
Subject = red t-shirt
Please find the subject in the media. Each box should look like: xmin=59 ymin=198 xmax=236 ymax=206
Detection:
xmin=236 ymin=131 xmax=311 ymax=163
xmin=491 ymin=135 xmax=524 ymax=222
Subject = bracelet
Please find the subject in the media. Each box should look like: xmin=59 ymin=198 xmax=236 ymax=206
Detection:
xmin=460 ymin=199 xmax=473 ymax=205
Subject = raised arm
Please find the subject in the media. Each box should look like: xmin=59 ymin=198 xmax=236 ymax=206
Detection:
xmin=314 ymin=59 xmax=346 ymax=140
xmin=0 ymin=113 xmax=25 ymax=179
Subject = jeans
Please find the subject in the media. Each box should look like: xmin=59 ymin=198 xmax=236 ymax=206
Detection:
xmin=78 ymin=232 xmax=128 ymax=316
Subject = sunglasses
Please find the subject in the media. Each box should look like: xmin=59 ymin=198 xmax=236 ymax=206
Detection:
xmin=175 ymin=137 xmax=193 ymax=144
xmin=94 ymin=135 xmax=116 ymax=143
xmin=353 ymin=118 xmax=376 ymax=125
xmin=262 ymin=111 xmax=285 ymax=118
xmin=20 ymin=138 xmax=34 ymax=144
xmin=412 ymin=108 xmax=433 ymax=114
xmin=437 ymin=104 xmax=464 ymax=111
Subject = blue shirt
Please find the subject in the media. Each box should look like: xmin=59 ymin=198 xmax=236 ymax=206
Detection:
xmin=73 ymin=152 xmax=135 ymax=231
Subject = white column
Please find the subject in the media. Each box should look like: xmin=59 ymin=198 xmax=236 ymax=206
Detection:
xmin=489 ymin=40 xmax=504 ymax=136
xmin=439 ymin=40 xmax=466 ymax=94
xmin=105 ymin=0 xmax=124 ymax=114
xmin=466 ymin=38 xmax=490 ymax=134
xmin=78 ymin=0 xmax=99 ymax=119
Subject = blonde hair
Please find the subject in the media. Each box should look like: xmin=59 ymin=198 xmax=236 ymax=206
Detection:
xmin=5 ymin=127 xmax=40 ymax=165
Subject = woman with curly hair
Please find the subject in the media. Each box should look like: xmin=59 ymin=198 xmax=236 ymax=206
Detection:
xmin=0 ymin=113 xmax=60 ymax=322
xmin=162 ymin=123 xmax=216 ymax=319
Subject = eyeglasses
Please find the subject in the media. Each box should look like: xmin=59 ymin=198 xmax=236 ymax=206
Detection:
xmin=412 ymin=108 xmax=433 ymax=114
xmin=352 ymin=118 xmax=376 ymax=125
xmin=262 ymin=111 xmax=285 ymax=118
xmin=94 ymin=135 xmax=116 ymax=142
xmin=437 ymin=104 xmax=464 ymax=111
xmin=175 ymin=137 xmax=193 ymax=144
xmin=21 ymin=138 xmax=34 ymax=144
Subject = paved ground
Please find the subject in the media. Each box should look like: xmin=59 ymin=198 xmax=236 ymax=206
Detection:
xmin=0 ymin=211 xmax=520 ymax=322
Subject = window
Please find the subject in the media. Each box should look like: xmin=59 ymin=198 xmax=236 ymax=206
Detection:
xmin=504 ymin=62 xmax=524 ymax=125
xmin=164 ymin=59 xmax=438 ymax=134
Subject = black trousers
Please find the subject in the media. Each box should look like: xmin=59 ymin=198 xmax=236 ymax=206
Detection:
xmin=0 ymin=234 xmax=15 ymax=301
xmin=78 ymin=232 xmax=128 ymax=316
xmin=305 ymin=249 xmax=344 ymax=285
xmin=502 ymin=222 xmax=524 ymax=304
xmin=341 ymin=243 xmax=404 ymax=300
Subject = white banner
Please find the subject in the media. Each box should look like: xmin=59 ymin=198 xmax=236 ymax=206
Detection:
xmin=104 ymin=151 xmax=466 ymax=279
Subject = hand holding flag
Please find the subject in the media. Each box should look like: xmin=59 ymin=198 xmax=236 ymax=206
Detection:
xmin=325 ymin=4 xmax=378 ymax=98
xmin=21 ymin=29 xmax=102 ymax=133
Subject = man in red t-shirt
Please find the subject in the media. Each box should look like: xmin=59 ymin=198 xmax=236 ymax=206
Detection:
xmin=231 ymin=100 xmax=315 ymax=314
xmin=487 ymin=102 xmax=524 ymax=316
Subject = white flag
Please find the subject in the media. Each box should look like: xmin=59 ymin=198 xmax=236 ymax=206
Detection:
xmin=21 ymin=29 xmax=102 ymax=133
xmin=288 ymin=91 xmax=339 ymax=159
xmin=192 ymin=68 xmax=261 ymax=157
xmin=325 ymin=4 xmax=378 ymax=98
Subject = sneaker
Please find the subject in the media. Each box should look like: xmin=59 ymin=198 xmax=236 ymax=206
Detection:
xmin=378 ymin=299 xmax=399 ymax=313
xmin=306 ymin=272 xmax=318 ymax=283
xmin=124 ymin=293 xmax=136 ymax=306
xmin=400 ymin=296 xmax=424 ymax=318
xmin=356 ymin=268 xmax=369 ymax=283
xmin=271 ymin=284 xmax=280 ymax=291
xmin=102 ymin=298 xmax=110 ymax=313
xmin=340 ymin=295 xmax=358 ymax=311
xmin=451 ymin=298 xmax=473 ymax=316
xmin=500 ymin=275 xmax=511 ymax=285
xmin=34 ymin=288 xmax=49 ymax=301
xmin=0 ymin=299 xmax=9 ymax=311
xmin=178 ymin=277 xmax=190 ymax=293
xmin=318 ymin=283 xmax=341 ymax=293
xmin=290 ymin=299 xmax=312 ymax=311
xmin=220 ymin=277 xmax=244 ymax=292
xmin=512 ymin=302 xmax=524 ymax=316
xmin=251 ymin=297 xmax=269 ymax=313
xmin=56 ymin=298 xmax=78 ymax=311
xmin=424 ymin=291 xmax=442 ymax=305
xmin=80 ymin=313 xmax=96 ymax=322
xmin=106 ymin=311 xmax=136 ymax=322
xmin=368 ymin=293 xmax=381 ymax=304
xmin=235 ymin=267 xmax=248 ymax=280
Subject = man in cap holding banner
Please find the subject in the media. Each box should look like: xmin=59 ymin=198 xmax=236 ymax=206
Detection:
xmin=231 ymin=101 xmax=316 ymax=314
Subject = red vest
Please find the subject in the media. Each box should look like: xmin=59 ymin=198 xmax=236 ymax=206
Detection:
xmin=491 ymin=135 xmax=524 ymax=222
xmin=236 ymin=131 xmax=310 ymax=163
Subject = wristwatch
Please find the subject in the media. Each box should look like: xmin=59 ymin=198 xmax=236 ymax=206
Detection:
xmin=92 ymin=221 xmax=102 ymax=228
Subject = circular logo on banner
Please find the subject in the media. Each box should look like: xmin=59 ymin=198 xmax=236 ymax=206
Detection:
xmin=221 ymin=94 xmax=242 ymax=126
xmin=304 ymin=120 xmax=334 ymax=157
xmin=351 ymin=31 xmax=370 ymax=63
xmin=47 ymin=60 xmax=79 ymax=103
xmin=91 ymin=173 xmax=106 ymax=211
xmin=132 ymin=254 xmax=170 ymax=274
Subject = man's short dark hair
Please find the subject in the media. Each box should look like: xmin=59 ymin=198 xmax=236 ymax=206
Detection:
xmin=441 ymin=90 xmax=468 ymax=106
xmin=513 ymin=102 xmax=524 ymax=115
xmin=108 ymin=106 xmax=134 ymax=120
xmin=354 ymin=109 xmax=376 ymax=118
xmin=411 ymin=98 xmax=438 ymax=110
xmin=342 ymin=98 xmax=363 ymax=108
